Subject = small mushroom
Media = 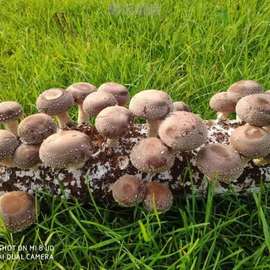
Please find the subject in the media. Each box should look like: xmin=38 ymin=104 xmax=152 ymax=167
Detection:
xmin=0 ymin=191 xmax=36 ymax=232
xmin=0 ymin=130 xmax=20 ymax=167
xmin=39 ymin=130 xmax=92 ymax=170
xmin=228 ymin=80 xmax=263 ymax=97
xmin=111 ymin=175 xmax=146 ymax=207
xmin=209 ymin=92 xmax=241 ymax=120
xmin=230 ymin=124 xmax=270 ymax=159
xmin=235 ymin=94 xmax=270 ymax=126
xmin=129 ymin=90 xmax=173 ymax=137
xmin=82 ymin=91 xmax=118 ymax=120
xmin=143 ymin=182 xmax=173 ymax=213
xmin=130 ymin=137 xmax=175 ymax=174
xmin=18 ymin=113 xmax=57 ymax=145
xmin=13 ymin=144 xmax=41 ymax=169
xmin=158 ymin=111 xmax=208 ymax=152
xmin=173 ymin=101 xmax=191 ymax=112
xmin=66 ymin=82 xmax=97 ymax=124
xmin=98 ymin=82 xmax=129 ymax=106
xmin=196 ymin=143 xmax=244 ymax=183
xmin=0 ymin=101 xmax=23 ymax=136
xmin=36 ymin=88 xmax=74 ymax=129
xmin=95 ymin=106 xmax=133 ymax=147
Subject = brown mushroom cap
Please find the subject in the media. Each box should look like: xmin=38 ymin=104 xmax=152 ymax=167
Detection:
xmin=18 ymin=113 xmax=57 ymax=145
xmin=196 ymin=144 xmax=244 ymax=183
xmin=13 ymin=144 xmax=41 ymax=169
xmin=95 ymin=106 xmax=133 ymax=138
xmin=39 ymin=130 xmax=92 ymax=169
xmin=235 ymin=94 xmax=270 ymax=126
xmin=111 ymin=175 xmax=146 ymax=207
xmin=173 ymin=101 xmax=191 ymax=112
xmin=98 ymin=82 xmax=129 ymax=106
xmin=143 ymin=182 xmax=173 ymax=213
xmin=158 ymin=111 xmax=208 ymax=151
xmin=66 ymin=82 xmax=97 ymax=104
xmin=0 ymin=130 xmax=20 ymax=162
xmin=82 ymin=91 xmax=118 ymax=117
xmin=228 ymin=80 xmax=263 ymax=97
xmin=130 ymin=137 xmax=175 ymax=173
xmin=230 ymin=124 xmax=270 ymax=158
xmin=0 ymin=191 xmax=35 ymax=232
xmin=0 ymin=101 xmax=23 ymax=123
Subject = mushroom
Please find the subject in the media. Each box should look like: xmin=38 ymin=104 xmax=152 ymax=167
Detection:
xmin=0 ymin=130 xmax=20 ymax=167
xmin=39 ymin=130 xmax=92 ymax=170
xmin=228 ymin=80 xmax=263 ymax=97
xmin=0 ymin=101 xmax=23 ymax=136
xmin=230 ymin=124 xmax=270 ymax=159
xmin=82 ymin=91 xmax=118 ymax=121
xmin=111 ymin=175 xmax=146 ymax=207
xmin=209 ymin=92 xmax=241 ymax=120
xmin=158 ymin=111 xmax=208 ymax=152
xmin=196 ymin=143 xmax=244 ymax=183
xmin=66 ymin=82 xmax=97 ymax=124
xmin=13 ymin=144 xmax=41 ymax=169
xmin=95 ymin=106 xmax=133 ymax=147
xmin=130 ymin=137 xmax=175 ymax=176
xmin=173 ymin=101 xmax=191 ymax=112
xmin=98 ymin=82 xmax=129 ymax=106
xmin=36 ymin=88 xmax=74 ymax=129
xmin=0 ymin=191 xmax=36 ymax=232
xmin=143 ymin=182 xmax=173 ymax=213
xmin=18 ymin=113 xmax=57 ymax=145
xmin=235 ymin=94 xmax=270 ymax=126
xmin=129 ymin=90 xmax=173 ymax=137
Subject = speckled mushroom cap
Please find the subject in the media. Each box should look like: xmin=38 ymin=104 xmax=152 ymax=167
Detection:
xmin=111 ymin=175 xmax=146 ymax=207
xmin=228 ymin=80 xmax=263 ymax=97
xmin=173 ymin=101 xmax=191 ymax=112
xmin=130 ymin=137 xmax=175 ymax=173
xmin=66 ymin=82 xmax=97 ymax=104
xmin=98 ymin=82 xmax=129 ymax=106
xmin=36 ymin=88 xmax=74 ymax=115
xmin=95 ymin=106 xmax=133 ymax=138
xmin=158 ymin=111 xmax=208 ymax=151
xmin=230 ymin=124 xmax=270 ymax=159
xmin=82 ymin=91 xmax=118 ymax=117
xmin=39 ymin=130 xmax=92 ymax=169
xmin=143 ymin=182 xmax=173 ymax=213
xmin=18 ymin=113 xmax=57 ymax=145
xmin=13 ymin=144 xmax=41 ymax=169
xmin=196 ymin=143 xmax=244 ymax=183
xmin=0 ymin=130 xmax=20 ymax=162
xmin=209 ymin=92 xmax=241 ymax=113
xmin=0 ymin=191 xmax=35 ymax=232
xmin=129 ymin=90 xmax=173 ymax=120
xmin=235 ymin=94 xmax=270 ymax=126
xmin=0 ymin=101 xmax=23 ymax=123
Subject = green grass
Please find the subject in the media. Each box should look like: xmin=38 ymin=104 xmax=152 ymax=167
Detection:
xmin=1 ymin=0 xmax=270 ymax=268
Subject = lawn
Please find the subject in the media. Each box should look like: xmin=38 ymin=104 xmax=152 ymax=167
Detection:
xmin=1 ymin=0 xmax=270 ymax=269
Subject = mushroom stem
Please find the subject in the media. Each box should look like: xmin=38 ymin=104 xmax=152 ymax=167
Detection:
xmin=56 ymin=112 xmax=72 ymax=129
xmin=236 ymin=115 xmax=242 ymax=122
xmin=107 ymin=138 xmax=119 ymax=148
xmin=216 ymin=112 xmax=229 ymax=121
xmin=147 ymin=120 xmax=161 ymax=137
xmin=78 ymin=104 xmax=89 ymax=125
xmin=4 ymin=121 xmax=18 ymax=136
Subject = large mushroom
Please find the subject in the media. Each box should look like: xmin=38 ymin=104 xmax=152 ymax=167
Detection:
xmin=0 ymin=101 xmax=23 ymax=136
xmin=196 ymin=144 xmax=244 ymax=183
xmin=0 ymin=191 xmax=36 ymax=232
xmin=235 ymin=93 xmax=270 ymax=126
xmin=39 ymin=130 xmax=92 ymax=170
xmin=129 ymin=90 xmax=173 ymax=137
xmin=36 ymin=88 xmax=74 ymax=129
xmin=66 ymin=82 xmax=97 ymax=124
xmin=228 ymin=80 xmax=263 ymax=97
xmin=18 ymin=113 xmax=57 ymax=145
xmin=98 ymin=82 xmax=129 ymax=106
xmin=95 ymin=106 xmax=133 ymax=147
xmin=158 ymin=111 xmax=208 ymax=152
